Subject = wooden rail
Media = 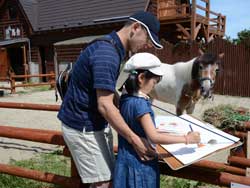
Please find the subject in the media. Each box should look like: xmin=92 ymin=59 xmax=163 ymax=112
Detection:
xmin=0 ymin=102 xmax=250 ymax=187
xmin=0 ymin=73 xmax=55 ymax=94
xmin=1 ymin=124 xmax=249 ymax=187
xmin=0 ymin=163 xmax=80 ymax=188
xmin=0 ymin=125 xmax=81 ymax=188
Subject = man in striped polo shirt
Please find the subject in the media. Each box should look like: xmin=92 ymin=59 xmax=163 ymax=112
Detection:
xmin=58 ymin=11 xmax=163 ymax=188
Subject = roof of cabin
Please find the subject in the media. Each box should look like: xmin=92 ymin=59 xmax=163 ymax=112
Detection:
xmin=19 ymin=0 xmax=149 ymax=31
xmin=54 ymin=35 xmax=105 ymax=46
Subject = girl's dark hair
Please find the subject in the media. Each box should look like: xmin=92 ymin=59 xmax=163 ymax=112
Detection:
xmin=124 ymin=69 xmax=160 ymax=95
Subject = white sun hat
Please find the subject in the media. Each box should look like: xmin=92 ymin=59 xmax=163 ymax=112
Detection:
xmin=123 ymin=52 xmax=164 ymax=76
xmin=116 ymin=53 xmax=164 ymax=89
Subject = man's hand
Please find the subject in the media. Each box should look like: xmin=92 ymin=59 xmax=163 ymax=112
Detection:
xmin=130 ymin=135 xmax=157 ymax=161
xmin=97 ymin=89 xmax=156 ymax=160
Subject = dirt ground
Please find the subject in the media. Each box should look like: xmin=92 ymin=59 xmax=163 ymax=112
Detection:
xmin=0 ymin=88 xmax=250 ymax=164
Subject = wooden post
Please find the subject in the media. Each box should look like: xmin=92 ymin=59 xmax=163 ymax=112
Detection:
xmin=191 ymin=0 xmax=196 ymax=41
xmin=217 ymin=13 xmax=221 ymax=34
xmin=223 ymin=15 xmax=226 ymax=34
xmin=10 ymin=72 xmax=15 ymax=94
xmin=53 ymin=47 xmax=59 ymax=79
xmin=247 ymin=131 xmax=250 ymax=159
xmin=157 ymin=0 xmax=160 ymax=19
xmin=22 ymin=45 xmax=28 ymax=83
xmin=206 ymin=0 xmax=210 ymax=41
xmin=49 ymin=71 xmax=55 ymax=88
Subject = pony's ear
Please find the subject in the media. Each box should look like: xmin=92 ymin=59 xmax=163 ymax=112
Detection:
xmin=198 ymin=49 xmax=204 ymax=55
xmin=219 ymin=53 xmax=224 ymax=59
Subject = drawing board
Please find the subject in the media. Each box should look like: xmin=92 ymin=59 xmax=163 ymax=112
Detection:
xmin=155 ymin=114 xmax=241 ymax=169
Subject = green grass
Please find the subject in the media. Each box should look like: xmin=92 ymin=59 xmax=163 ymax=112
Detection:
xmin=160 ymin=175 xmax=220 ymax=188
xmin=160 ymin=176 xmax=202 ymax=188
xmin=29 ymin=85 xmax=52 ymax=92
xmin=0 ymin=151 xmax=70 ymax=188
xmin=14 ymin=85 xmax=53 ymax=95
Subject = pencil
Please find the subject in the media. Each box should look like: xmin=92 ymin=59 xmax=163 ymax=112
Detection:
xmin=189 ymin=124 xmax=202 ymax=147
xmin=189 ymin=124 xmax=193 ymax=132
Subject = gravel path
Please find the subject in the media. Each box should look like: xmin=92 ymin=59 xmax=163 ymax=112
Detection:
xmin=1 ymin=88 xmax=250 ymax=164
xmin=0 ymin=88 xmax=62 ymax=163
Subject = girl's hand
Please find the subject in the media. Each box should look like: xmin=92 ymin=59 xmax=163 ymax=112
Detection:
xmin=186 ymin=131 xmax=201 ymax=144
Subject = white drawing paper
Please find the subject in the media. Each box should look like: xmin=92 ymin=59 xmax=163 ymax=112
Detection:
xmin=155 ymin=114 xmax=240 ymax=165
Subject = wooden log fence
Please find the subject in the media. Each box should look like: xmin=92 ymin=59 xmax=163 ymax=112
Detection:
xmin=0 ymin=73 xmax=55 ymax=94
xmin=0 ymin=102 xmax=250 ymax=187
xmin=0 ymin=162 xmax=80 ymax=188
xmin=228 ymin=156 xmax=250 ymax=168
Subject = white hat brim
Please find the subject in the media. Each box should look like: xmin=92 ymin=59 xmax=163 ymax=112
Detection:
xmin=148 ymin=66 xmax=164 ymax=76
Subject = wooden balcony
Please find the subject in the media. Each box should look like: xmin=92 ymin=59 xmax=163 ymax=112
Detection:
xmin=157 ymin=0 xmax=226 ymax=42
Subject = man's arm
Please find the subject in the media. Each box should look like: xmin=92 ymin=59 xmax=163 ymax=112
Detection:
xmin=113 ymin=90 xmax=120 ymax=108
xmin=96 ymin=89 xmax=156 ymax=160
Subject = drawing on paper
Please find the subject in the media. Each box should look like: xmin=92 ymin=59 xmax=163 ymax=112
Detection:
xmin=155 ymin=114 xmax=240 ymax=165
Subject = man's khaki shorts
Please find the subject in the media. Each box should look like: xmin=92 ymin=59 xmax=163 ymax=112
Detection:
xmin=62 ymin=123 xmax=115 ymax=183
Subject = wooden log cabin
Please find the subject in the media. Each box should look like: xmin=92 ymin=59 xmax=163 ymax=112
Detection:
xmin=0 ymin=0 xmax=225 ymax=79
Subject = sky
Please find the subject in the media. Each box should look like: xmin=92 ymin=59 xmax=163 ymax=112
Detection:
xmin=210 ymin=0 xmax=250 ymax=39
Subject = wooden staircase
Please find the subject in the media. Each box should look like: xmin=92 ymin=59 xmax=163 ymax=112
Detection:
xmin=157 ymin=0 xmax=226 ymax=43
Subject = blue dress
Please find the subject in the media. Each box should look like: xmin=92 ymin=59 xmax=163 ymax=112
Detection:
xmin=113 ymin=94 xmax=159 ymax=188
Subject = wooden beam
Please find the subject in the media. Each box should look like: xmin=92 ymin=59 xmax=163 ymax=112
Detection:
xmin=208 ymin=34 xmax=214 ymax=42
xmin=202 ymin=25 xmax=209 ymax=42
xmin=191 ymin=0 xmax=197 ymax=40
xmin=194 ymin=23 xmax=201 ymax=39
xmin=206 ymin=0 xmax=210 ymax=36
xmin=200 ymin=0 xmax=209 ymax=3
xmin=176 ymin=24 xmax=191 ymax=38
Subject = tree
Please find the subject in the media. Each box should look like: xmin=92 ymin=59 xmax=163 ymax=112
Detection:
xmin=224 ymin=29 xmax=250 ymax=46
xmin=235 ymin=29 xmax=250 ymax=46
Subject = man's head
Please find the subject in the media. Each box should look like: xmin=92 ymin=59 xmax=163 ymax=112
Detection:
xmin=121 ymin=11 xmax=163 ymax=53
xmin=129 ymin=11 xmax=163 ymax=49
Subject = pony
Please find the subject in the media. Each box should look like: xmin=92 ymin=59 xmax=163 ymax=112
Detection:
xmin=150 ymin=52 xmax=224 ymax=116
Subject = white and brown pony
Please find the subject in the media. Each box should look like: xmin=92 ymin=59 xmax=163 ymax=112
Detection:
xmin=150 ymin=52 xmax=224 ymax=115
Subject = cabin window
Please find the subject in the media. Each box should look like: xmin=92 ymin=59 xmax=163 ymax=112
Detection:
xmin=8 ymin=5 xmax=17 ymax=19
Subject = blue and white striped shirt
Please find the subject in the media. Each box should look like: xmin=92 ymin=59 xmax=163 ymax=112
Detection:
xmin=58 ymin=31 xmax=125 ymax=131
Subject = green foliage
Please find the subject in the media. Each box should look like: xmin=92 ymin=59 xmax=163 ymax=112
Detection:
xmin=236 ymin=29 xmax=250 ymax=46
xmin=0 ymin=152 xmax=70 ymax=188
xmin=224 ymin=28 xmax=250 ymax=46
xmin=203 ymin=105 xmax=250 ymax=130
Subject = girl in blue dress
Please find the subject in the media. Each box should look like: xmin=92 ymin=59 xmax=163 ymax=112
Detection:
xmin=113 ymin=53 xmax=200 ymax=188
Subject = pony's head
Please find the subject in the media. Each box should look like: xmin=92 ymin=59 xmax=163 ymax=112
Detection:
xmin=192 ymin=52 xmax=224 ymax=98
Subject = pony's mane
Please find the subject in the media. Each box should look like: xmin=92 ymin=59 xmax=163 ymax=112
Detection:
xmin=191 ymin=53 xmax=220 ymax=80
